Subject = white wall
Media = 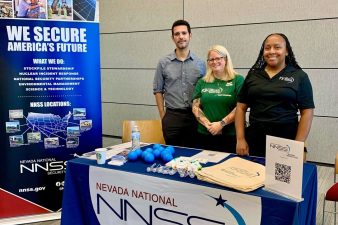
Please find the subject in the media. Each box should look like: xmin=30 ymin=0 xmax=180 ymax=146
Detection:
xmin=99 ymin=0 xmax=338 ymax=164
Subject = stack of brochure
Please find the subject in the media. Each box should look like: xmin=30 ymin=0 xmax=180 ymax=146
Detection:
xmin=196 ymin=157 xmax=265 ymax=192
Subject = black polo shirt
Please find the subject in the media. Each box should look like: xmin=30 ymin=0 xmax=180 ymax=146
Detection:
xmin=238 ymin=65 xmax=315 ymax=124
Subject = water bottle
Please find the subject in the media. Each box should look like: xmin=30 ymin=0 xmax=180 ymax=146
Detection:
xmin=131 ymin=125 xmax=140 ymax=150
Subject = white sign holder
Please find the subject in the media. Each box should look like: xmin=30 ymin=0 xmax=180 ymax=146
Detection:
xmin=264 ymin=135 xmax=304 ymax=202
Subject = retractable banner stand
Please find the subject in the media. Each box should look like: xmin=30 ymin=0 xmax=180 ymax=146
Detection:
xmin=0 ymin=0 xmax=101 ymax=221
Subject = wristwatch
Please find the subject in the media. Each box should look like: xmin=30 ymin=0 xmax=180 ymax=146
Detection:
xmin=220 ymin=119 xmax=226 ymax=127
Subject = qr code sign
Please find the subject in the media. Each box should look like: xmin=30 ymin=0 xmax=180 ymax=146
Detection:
xmin=275 ymin=162 xmax=291 ymax=184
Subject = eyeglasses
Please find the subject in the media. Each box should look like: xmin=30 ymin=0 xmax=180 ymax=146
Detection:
xmin=207 ymin=57 xmax=224 ymax=63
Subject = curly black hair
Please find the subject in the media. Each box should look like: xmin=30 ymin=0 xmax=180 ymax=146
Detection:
xmin=249 ymin=33 xmax=301 ymax=72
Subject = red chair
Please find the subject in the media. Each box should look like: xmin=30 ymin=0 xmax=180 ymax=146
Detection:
xmin=322 ymin=153 xmax=338 ymax=225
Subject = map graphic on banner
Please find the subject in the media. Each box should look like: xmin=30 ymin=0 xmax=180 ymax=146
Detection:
xmin=7 ymin=110 xmax=93 ymax=148
xmin=0 ymin=0 xmax=101 ymax=220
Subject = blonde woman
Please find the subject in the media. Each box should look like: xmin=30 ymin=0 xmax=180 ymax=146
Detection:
xmin=192 ymin=45 xmax=244 ymax=152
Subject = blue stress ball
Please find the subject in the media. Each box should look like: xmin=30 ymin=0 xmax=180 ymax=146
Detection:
xmin=141 ymin=150 xmax=149 ymax=159
xmin=162 ymin=153 xmax=173 ymax=162
xmin=157 ymin=146 xmax=165 ymax=153
xmin=144 ymin=152 xmax=155 ymax=164
xmin=135 ymin=148 xmax=142 ymax=157
xmin=128 ymin=151 xmax=138 ymax=161
xmin=153 ymin=144 xmax=161 ymax=149
xmin=165 ymin=146 xmax=175 ymax=155
xmin=152 ymin=149 xmax=161 ymax=159
xmin=160 ymin=150 xmax=170 ymax=159
xmin=144 ymin=148 xmax=153 ymax=153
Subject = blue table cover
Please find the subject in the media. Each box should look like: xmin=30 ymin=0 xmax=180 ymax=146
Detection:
xmin=61 ymin=145 xmax=317 ymax=225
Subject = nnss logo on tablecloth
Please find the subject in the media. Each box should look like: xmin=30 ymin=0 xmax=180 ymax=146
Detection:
xmin=89 ymin=167 xmax=260 ymax=225
xmin=95 ymin=194 xmax=225 ymax=224
xmin=95 ymin=192 xmax=246 ymax=225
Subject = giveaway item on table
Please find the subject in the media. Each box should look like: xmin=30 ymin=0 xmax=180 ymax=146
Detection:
xmin=108 ymin=155 xmax=127 ymax=166
xmin=196 ymin=157 xmax=265 ymax=192
xmin=191 ymin=150 xmax=230 ymax=163
xmin=146 ymin=163 xmax=177 ymax=175
xmin=166 ymin=157 xmax=203 ymax=178
xmin=127 ymin=144 xmax=175 ymax=164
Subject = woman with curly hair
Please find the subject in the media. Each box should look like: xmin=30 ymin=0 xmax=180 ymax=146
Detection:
xmin=235 ymin=33 xmax=315 ymax=157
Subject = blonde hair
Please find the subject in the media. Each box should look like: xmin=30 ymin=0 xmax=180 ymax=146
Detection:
xmin=203 ymin=45 xmax=237 ymax=83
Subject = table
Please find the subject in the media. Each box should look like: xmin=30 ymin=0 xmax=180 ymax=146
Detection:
xmin=60 ymin=144 xmax=317 ymax=225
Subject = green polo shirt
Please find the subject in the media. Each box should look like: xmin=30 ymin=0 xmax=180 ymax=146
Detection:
xmin=192 ymin=74 xmax=244 ymax=135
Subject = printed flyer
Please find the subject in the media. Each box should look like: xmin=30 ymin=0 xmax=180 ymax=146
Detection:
xmin=0 ymin=0 xmax=101 ymax=220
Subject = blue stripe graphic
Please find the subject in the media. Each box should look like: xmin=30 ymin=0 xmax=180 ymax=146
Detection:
xmin=223 ymin=202 xmax=246 ymax=225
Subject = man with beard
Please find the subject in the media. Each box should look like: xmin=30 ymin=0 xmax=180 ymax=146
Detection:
xmin=153 ymin=20 xmax=206 ymax=148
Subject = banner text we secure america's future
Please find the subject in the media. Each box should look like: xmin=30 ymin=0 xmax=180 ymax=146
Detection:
xmin=6 ymin=26 xmax=87 ymax=53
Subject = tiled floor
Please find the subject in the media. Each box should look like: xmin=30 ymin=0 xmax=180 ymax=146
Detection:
xmin=317 ymin=164 xmax=336 ymax=225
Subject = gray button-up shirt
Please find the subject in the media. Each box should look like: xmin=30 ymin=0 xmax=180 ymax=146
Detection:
xmin=153 ymin=51 xmax=206 ymax=109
